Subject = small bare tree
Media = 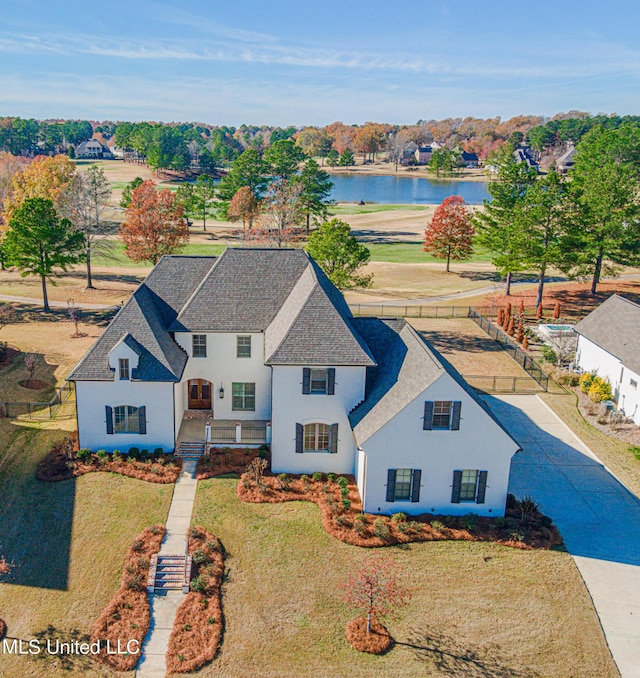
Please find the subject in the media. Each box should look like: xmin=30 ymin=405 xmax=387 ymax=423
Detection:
xmin=546 ymin=331 xmax=578 ymax=367
xmin=24 ymin=352 xmax=37 ymax=386
xmin=246 ymin=457 xmax=268 ymax=486
xmin=67 ymin=299 xmax=83 ymax=337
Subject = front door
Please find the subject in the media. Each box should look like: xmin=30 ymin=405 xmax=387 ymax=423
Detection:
xmin=188 ymin=379 xmax=212 ymax=410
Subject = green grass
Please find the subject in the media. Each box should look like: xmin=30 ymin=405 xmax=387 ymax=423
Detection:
xmin=93 ymin=241 xmax=227 ymax=267
xmin=0 ymin=419 xmax=173 ymax=677
xmin=332 ymin=204 xmax=430 ymax=215
xmin=189 ymin=478 xmax=616 ymax=678
xmin=366 ymin=242 xmax=495 ymax=264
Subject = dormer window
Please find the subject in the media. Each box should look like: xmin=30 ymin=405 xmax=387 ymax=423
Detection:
xmin=119 ymin=358 xmax=130 ymax=380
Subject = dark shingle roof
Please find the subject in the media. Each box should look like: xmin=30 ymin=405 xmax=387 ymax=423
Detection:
xmin=68 ymin=284 xmax=187 ymax=381
xmin=575 ymin=295 xmax=640 ymax=374
xmin=349 ymin=318 xmax=520 ymax=447
xmin=172 ymin=249 xmax=310 ymax=332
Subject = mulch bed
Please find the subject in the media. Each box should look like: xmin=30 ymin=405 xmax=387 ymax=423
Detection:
xmin=166 ymin=526 xmax=224 ymax=674
xmin=91 ymin=525 xmax=165 ymax=672
xmin=573 ymin=387 xmax=640 ymax=447
xmin=237 ymin=474 xmax=562 ymax=550
xmin=196 ymin=447 xmax=264 ymax=479
xmin=346 ymin=617 xmax=392 ymax=654
xmin=36 ymin=432 xmax=182 ymax=484
xmin=18 ymin=378 xmax=49 ymax=390
xmin=0 ymin=618 xmax=6 ymax=641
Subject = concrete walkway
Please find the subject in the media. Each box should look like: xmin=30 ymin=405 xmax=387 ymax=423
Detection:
xmin=136 ymin=459 xmax=198 ymax=678
xmin=485 ymin=394 xmax=640 ymax=678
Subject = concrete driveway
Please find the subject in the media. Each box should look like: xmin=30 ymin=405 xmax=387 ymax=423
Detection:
xmin=484 ymin=394 xmax=640 ymax=678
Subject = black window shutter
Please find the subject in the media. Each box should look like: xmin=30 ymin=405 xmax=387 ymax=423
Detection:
xmin=302 ymin=368 xmax=311 ymax=394
xmin=295 ymin=423 xmax=303 ymax=453
xmin=451 ymin=470 xmax=462 ymax=503
xmin=329 ymin=423 xmax=338 ymax=453
xmin=106 ymin=406 xmax=113 ymax=434
xmin=476 ymin=471 xmax=488 ymax=504
xmin=386 ymin=469 xmax=397 ymax=502
xmin=423 ymin=401 xmax=434 ymax=430
xmin=411 ymin=469 xmax=422 ymax=502
xmin=451 ymin=401 xmax=462 ymax=430
xmin=138 ymin=406 xmax=147 ymax=434
xmin=327 ymin=368 xmax=336 ymax=395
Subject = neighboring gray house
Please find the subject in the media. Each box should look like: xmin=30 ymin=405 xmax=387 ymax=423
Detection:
xmin=556 ymin=145 xmax=576 ymax=174
xmin=513 ymin=145 xmax=539 ymax=170
xmin=460 ymin=151 xmax=479 ymax=168
xmin=415 ymin=146 xmax=433 ymax=165
xmin=68 ymin=248 xmax=519 ymax=516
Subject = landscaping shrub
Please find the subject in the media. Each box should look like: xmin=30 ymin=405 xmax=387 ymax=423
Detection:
xmin=373 ymin=518 xmax=390 ymax=540
xmin=153 ymin=447 xmax=163 ymax=457
xmin=588 ymin=376 xmax=613 ymax=403
xmin=341 ymin=497 xmax=352 ymax=511
xmin=128 ymin=447 xmax=140 ymax=459
xmin=579 ymin=372 xmax=596 ymax=393
xmin=96 ymin=449 xmax=108 ymax=464
xmin=337 ymin=476 xmax=349 ymax=489
xmin=556 ymin=371 xmax=581 ymax=387
xmin=540 ymin=345 xmax=558 ymax=364
xmin=327 ymin=472 xmax=337 ymax=483
xmin=76 ymin=448 xmax=91 ymax=463
xmin=430 ymin=520 xmax=445 ymax=532
xmin=391 ymin=512 xmax=407 ymax=523
xmin=461 ymin=513 xmax=478 ymax=532
xmin=277 ymin=472 xmax=290 ymax=490
xmin=312 ymin=471 xmax=323 ymax=482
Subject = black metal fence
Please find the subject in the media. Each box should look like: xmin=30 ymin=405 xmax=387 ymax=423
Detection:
xmin=0 ymin=381 xmax=75 ymax=419
xmin=462 ymin=375 xmax=544 ymax=394
xmin=468 ymin=308 xmax=549 ymax=391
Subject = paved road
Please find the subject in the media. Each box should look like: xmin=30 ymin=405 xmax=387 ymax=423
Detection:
xmin=485 ymin=394 xmax=640 ymax=678
xmin=0 ymin=293 xmax=118 ymax=310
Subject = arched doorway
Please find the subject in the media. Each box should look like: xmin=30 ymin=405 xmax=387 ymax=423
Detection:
xmin=188 ymin=379 xmax=212 ymax=410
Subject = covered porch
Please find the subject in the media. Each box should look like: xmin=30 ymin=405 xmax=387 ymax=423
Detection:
xmin=177 ymin=418 xmax=270 ymax=447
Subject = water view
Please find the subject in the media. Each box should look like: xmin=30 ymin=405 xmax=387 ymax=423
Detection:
xmin=329 ymin=173 xmax=490 ymax=205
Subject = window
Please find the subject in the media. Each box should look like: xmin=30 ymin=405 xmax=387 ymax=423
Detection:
xmin=459 ymin=469 xmax=479 ymax=501
xmin=394 ymin=469 xmax=413 ymax=501
xmin=423 ymin=400 xmax=461 ymax=430
xmin=232 ymin=382 xmax=255 ymax=411
xmin=432 ymin=401 xmax=452 ymax=428
xmin=302 ymin=367 xmax=336 ymax=395
xmin=310 ymin=369 xmax=328 ymax=394
xmin=114 ymin=405 xmax=139 ymax=433
xmin=631 ymin=379 xmax=638 ymax=390
xmin=451 ymin=469 xmax=487 ymax=504
xmin=385 ymin=468 xmax=421 ymax=502
xmin=304 ymin=423 xmax=330 ymax=452
xmin=192 ymin=334 xmax=207 ymax=358
xmin=236 ymin=335 xmax=251 ymax=358
xmin=119 ymin=358 xmax=130 ymax=380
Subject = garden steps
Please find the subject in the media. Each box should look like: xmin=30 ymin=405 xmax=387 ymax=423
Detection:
xmin=147 ymin=554 xmax=192 ymax=592
xmin=176 ymin=441 xmax=205 ymax=460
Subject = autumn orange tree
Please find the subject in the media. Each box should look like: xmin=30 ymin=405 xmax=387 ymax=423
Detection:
xmin=119 ymin=180 xmax=189 ymax=265
xmin=227 ymin=186 xmax=261 ymax=239
xmin=423 ymin=195 xmax=474 ymax=272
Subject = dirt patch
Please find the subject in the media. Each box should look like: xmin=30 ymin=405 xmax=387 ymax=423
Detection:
xmin=91 ymin=525 xmax=165 ymax=672
xmin=346 ymin=617 xmax=392 ymax=654
xmin=0 ymin=618 xmax=6 ymax=640
xmin=237 ymin=474 xmax=561 ymax=550
xmin=18 ymin=378 xmax=49 ymax=390
xmin=0 ymin=345 xmax=18 ymax=368
xmin=196 ymin=447 xmax=265 ymax=479
xmin=36 ymin=433 xmax=182 ymax=483
xmin=166 ymin=526 xmax=224 ymax=673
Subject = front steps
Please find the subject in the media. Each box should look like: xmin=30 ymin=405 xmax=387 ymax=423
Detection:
xmin=177 ymin=441 xmax=205 ymax=460
xmin=147 ymin=554 xmax=192 ymax=593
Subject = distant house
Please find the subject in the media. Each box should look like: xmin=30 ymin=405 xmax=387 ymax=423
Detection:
xmin=460 ymin=151 xmax=479 ymax=168
xmin=75 ymin=139 xmax=114 ymax=159
xmin=401 ymin=141 xmax=418 ymax=165
xmin=415 ymin=146 xmax=433 ymax=165
xmin=513 ymin=145 xmax=538 ymax=171
xmin=556 ymin=145 xmax=576 ymax=174
xmin=574 ymin=295 xmax=640 ymax=424
xmin=68 ymin=248 xmax=520 ymax=517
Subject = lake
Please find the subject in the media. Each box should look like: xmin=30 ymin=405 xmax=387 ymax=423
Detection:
xmin=329 ymin=173 xmax=490 ymax=205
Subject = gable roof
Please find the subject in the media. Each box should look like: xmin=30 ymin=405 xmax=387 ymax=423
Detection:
xmin=349 ymin=318 xmax=520 ymax=447
xmin=574 ymin=294 xmax=640 ymax=374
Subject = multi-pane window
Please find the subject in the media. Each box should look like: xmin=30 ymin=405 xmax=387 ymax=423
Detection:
xmin=304 ymin=423 xmax=330 ymax=452
xmin=113 ymin=405 xmax=139 ymax=433
xmin=432 ymin=401 xmax=452 ymax=428
xmin=192 ymin=334 xmax=207 ymax=358
xmin=631 ymin=379 xmax=638 ymax=389
xmin=232 ymin=382 xmax=255 ymax=411
xmin=310 ymin=369 xmax=328 ymax=394
xmin=460 ymin=469 xmax=479 ymax=501
xmin=236 ymin=335 xmax=251 ymax=358
xmin=119 ymin=358 xmax=130 ymax=380
xmin=394 ymin=469 xmax=412 ymax=501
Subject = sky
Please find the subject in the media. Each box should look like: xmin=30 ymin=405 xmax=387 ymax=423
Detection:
xmin=1 ymin=0 xmax=639 ymax=126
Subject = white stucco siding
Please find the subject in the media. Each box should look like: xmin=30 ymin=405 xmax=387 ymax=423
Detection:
xmin=356 ymin=447 xmax=367 ymax=506
xmin=576 ymin=335 xmax=640 ymax=424
xmin=360 ymin=375 xmax=518 ymax=517
xmin=270 ymin=365 xmax=366 ymax=475
xmin=175 ymin=332 xmax=272 ymax=420
xmin=107 ymin=340 xmax=139 ymax=374
xmin=174 ymin=379 xmax=184 ymax=434
xmin=75 ymin=380 xmax=175 ymax=453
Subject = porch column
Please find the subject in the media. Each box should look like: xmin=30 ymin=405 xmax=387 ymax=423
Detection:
xmin=266 ymin=422 xmax=272 ymax=444
xmin=235 ymin=422 xmax=242 ymax=443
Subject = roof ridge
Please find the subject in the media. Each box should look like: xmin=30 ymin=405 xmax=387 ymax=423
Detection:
xmin=174 ymin=248 xmax=228 ymax=323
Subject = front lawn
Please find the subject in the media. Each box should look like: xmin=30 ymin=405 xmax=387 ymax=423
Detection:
xmin=187 ymin=478 xmax=617 ymax=678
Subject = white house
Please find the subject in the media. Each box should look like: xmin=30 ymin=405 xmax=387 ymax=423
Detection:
xmin=574 ymin=294 xmax=640 ymax=425
xmin=68 ymin=248 xmax=520 ymax=516
xmin=75 ymin=139 xmax=114 ymax=159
